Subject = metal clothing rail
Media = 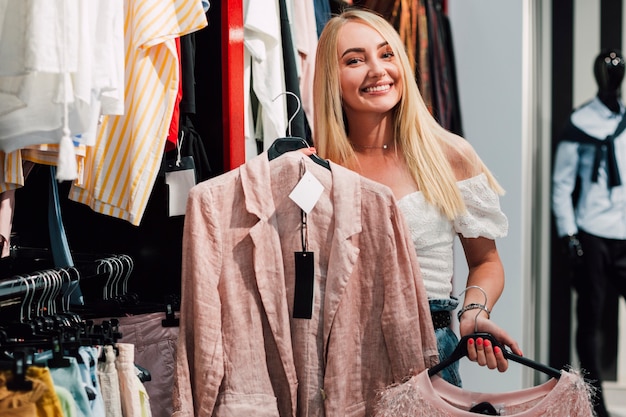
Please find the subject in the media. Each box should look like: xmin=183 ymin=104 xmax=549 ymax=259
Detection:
xmin=0 ymin=254 xmax=134 ymax=305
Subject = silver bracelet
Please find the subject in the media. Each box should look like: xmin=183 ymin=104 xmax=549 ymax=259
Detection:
xmin=457 ymin=303 xmax=491 ymax=321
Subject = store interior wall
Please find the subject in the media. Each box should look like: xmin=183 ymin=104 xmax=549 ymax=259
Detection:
xmin=448 ymin=0 xmax=529 ymax=393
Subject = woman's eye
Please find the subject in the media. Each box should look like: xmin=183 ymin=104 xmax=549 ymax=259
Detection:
xmin=346 ymin=57 xmax=362 ymax=65
xmin=382 ymin=51 xmax=395 ymax=59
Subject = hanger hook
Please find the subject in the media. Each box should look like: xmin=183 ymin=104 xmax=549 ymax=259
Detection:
xmin=457 ymin=285 xmax=489 ymax=333
xmin=272 ymin=91 xmax=301 ymax=137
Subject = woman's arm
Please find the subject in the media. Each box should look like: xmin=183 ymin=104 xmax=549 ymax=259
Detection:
xmin=458 ymin=236 xmax=523 ymax=371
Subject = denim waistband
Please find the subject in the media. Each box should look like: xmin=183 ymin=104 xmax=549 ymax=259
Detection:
xmin=429 ymin=297 xmax=459 ymax=313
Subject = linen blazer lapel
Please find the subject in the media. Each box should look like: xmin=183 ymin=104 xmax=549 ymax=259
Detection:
xmin=321 ymin=162 xmax=361 ymax=353
xmin=240 ymin=153 xmax=299 ymax=412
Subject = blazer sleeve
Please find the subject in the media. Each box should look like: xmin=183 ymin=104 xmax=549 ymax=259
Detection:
xmin=173 ymin=182 xmax=225 ymax=417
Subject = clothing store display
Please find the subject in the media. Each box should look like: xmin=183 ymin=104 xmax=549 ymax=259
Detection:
xmin=174 ymin=151 xmax=438 ymax=417
xmin=553 ymin=97 xmax=626 ymax=239
xmin=373 ymin=368 xmax=595 ymax=416
xmin=67 ymin=0 xmax=207 ymax=226
xmin=552 ymin=93 xmax=626 ymax=417
xmin=116 ymin=312 xmax=180 ymax=417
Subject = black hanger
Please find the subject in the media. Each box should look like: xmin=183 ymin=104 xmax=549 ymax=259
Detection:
xmin=427 ymin=332 xmax=562 ymax=379
xmin=268 ymin=137 xmax=330 ymax=170
xmin=267 ymin=92 xmax=330 ymax=170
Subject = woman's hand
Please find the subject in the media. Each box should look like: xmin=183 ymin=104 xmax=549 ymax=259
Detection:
xmin=459 ymin=314 xmax=523 ymax=372
xmin=298 ymin=147 xmax=317 ymax=156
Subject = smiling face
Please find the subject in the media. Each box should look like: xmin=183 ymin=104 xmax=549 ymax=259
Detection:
xmin=337 ymin=21 xmax=403 ymax=119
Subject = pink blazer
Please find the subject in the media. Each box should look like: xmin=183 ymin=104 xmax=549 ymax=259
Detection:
xmin=173 ymin=151 xmax=438 ymax=417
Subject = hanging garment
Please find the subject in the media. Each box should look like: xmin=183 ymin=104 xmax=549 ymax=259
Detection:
xmin=116 ymin=343 xmax=152 ymax=417
xmin=98 ymin=345 xmax=123 ymax=417
xmin=292 ymin=0 xmax=318 ymax=139
xmin=0 ymin=1 xmax=125 ymax=180
xmin=0 ymin=369 xmax=48 ymax=417
xmin=173 ymin=151 xmax=438 ymax=417
xmin=48 ymin=357 xmax=94 ymax=417
xmin=374 ymin=368 xmax=595 ymax=417
xmin=68 ymin=0 xmax=208 ymax=226
xmin=243 ymin=0 xmax=288 ymax=160
xmin=116 ymin=312 xmax=179 ymax=417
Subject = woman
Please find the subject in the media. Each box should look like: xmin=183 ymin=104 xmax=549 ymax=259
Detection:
xmin=312 ymin=8 xmax=522 ymax=386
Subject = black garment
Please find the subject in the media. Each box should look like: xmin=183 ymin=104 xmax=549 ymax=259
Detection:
xmin=278 ymin=0 xmax=309 ymax=142
xmin=557 ymin=115 xmax=624 ymax=187
xmin=179 ymin=33 xmax=197 ymax=115
xmin=573 ymin=230 xmax=626 ymax=417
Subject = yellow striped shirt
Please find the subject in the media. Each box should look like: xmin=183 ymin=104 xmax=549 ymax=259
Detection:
xmin=68 ymin=0 xmax=207 ymax=225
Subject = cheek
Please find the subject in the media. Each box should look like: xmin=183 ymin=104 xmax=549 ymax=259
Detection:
xmin=339 ymin=74 xmax=360 ymax=104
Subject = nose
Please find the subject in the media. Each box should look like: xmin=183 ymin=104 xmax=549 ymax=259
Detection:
xmin=369 ymin=59 xmax=387 ymax=77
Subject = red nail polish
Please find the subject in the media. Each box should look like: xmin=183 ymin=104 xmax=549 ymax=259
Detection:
xmin=494 ymin=346 xmax=501 ymax=354
xmin=468 ymin=338 xmax=474 ymax=345
xmin=484 ymin=340 xmax=491 ymax=348
xmin=476 ymin=338 xmax=483 ymax=346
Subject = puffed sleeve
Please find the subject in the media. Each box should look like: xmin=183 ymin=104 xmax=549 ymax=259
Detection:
xmin=453 ymin=174 xmax=508 ymax=239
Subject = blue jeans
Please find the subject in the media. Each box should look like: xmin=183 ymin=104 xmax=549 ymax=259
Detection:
xmin=430 ymin=298 xmax=462 ymax=387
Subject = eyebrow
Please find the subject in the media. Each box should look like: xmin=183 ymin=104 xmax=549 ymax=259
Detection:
xmin=341 ymin=41 xmax=389 ymax=58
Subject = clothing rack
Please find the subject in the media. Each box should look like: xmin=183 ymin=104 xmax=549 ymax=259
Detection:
xmin=0 ymin=252 xmax=134 ymax=305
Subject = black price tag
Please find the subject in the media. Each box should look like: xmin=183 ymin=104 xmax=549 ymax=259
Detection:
xmin=293 ymin=251 xmax=314 ymax=319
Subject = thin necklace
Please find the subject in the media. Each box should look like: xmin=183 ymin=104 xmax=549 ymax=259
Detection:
xmin=351 ymin=142 xmax=392 ymax=150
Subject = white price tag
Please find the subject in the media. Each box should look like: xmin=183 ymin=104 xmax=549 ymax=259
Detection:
xmin=289 ymin=170 xmax=324 ymax=214
xmin=165 ymin=159 xmax=196 ymax=217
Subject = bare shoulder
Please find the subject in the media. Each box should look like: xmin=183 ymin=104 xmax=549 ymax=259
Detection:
xmin=440 ymin=131 xmax=482 ymax=180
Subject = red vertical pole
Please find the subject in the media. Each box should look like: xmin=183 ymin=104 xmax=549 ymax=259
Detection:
xmin=222 ymin=0 xmax=245 ymax=170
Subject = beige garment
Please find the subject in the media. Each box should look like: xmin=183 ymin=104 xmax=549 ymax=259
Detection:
xmin=0 ymin=189 xmax=13 ymax=257
xmin=374 ymin=368 xmax=595 ymax=417
xmin=173 ymin=151 xmax=438 ymax=417
xmin=98 ymin=345 xmax=123 ymax=417
xmin=116 ymin=343 xmax=152 ymax=417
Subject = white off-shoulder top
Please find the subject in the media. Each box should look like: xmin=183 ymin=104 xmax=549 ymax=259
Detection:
xmin=396 ymin=173 xmax=508 ymax=300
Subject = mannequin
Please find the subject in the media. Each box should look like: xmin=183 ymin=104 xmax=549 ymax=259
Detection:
xmin=595 ymin=49 xmax=625 ymax=113
xmin=552 ymin=48 xmax=626 ymax=417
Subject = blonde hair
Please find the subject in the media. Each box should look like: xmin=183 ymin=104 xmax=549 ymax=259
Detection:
xmin=313 ymin=8 xmax=504 ymax=219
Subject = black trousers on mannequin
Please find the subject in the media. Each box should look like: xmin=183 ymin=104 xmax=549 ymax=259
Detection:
xmin=574 ymin=230 xmax=626 ymax=417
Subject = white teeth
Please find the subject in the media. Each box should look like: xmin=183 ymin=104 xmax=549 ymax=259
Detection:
xmin=364 ymin=84 xmax=391 ymax=92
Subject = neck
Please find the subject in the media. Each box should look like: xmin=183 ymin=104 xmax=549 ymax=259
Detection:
xmin=350 ymin=142 xmax=393 ymax=151
xmin=345 ymin=111 xmax=396 ymax=149
xmin=598 ymin=91 xmax=621 ymax=113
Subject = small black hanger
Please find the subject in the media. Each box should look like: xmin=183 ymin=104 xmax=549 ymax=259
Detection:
xmin=428 ymin=332 xmax=562 ymax=379
xmin=267 ymin=92 xmax=330 ymax=170
xmin=429 ymin=286 xmax=560 ymax=379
